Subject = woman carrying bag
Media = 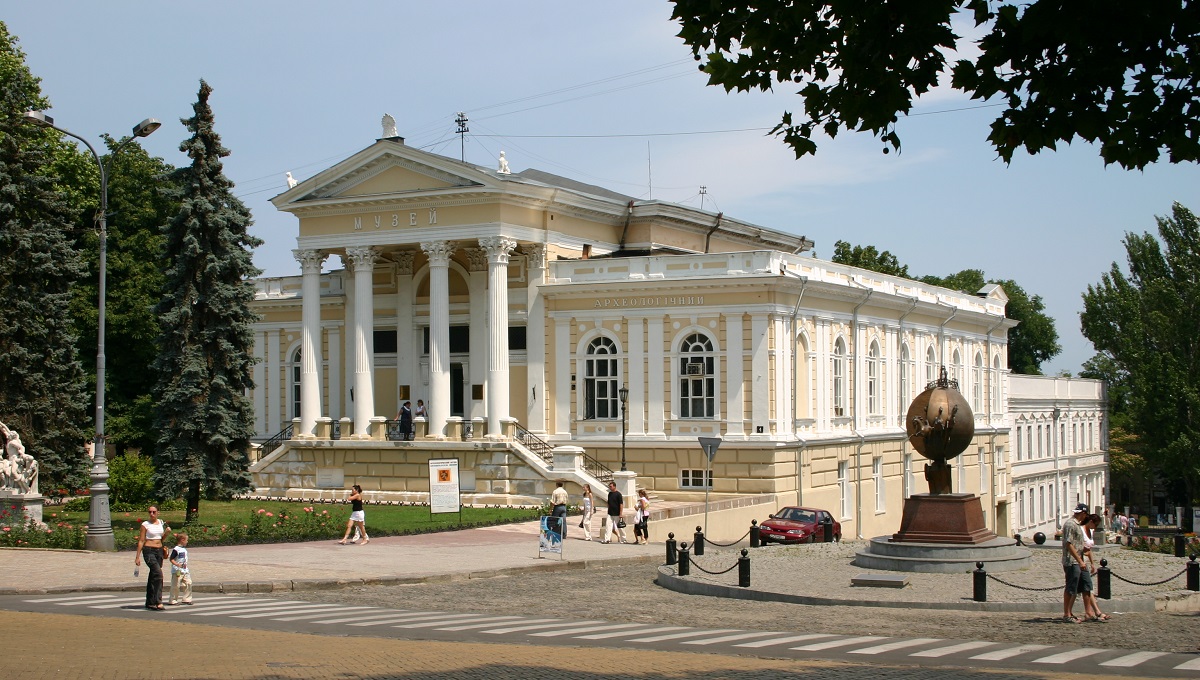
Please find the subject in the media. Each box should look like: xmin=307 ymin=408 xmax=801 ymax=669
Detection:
xmin=633 ymin=489 xmax=651 ymax=544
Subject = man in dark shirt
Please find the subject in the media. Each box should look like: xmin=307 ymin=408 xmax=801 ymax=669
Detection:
xmin=602 ymin=481 xmax=627 ymax=544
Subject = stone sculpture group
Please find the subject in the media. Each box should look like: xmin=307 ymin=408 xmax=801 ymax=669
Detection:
xmin=0 ymin=422 xmax=38 ymax=496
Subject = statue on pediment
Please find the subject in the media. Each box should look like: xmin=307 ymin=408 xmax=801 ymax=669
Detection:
xmin=498 ymin=151 xmax=511 ymax=174
xmin=382 ymin=113 xmax=399 ymax=139
xmin=286 ymin=172 xmax=298 ymax=189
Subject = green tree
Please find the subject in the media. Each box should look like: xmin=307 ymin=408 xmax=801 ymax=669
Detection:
xmin=71 ymin=140 xmax=178 ymax=456
xmin=1079 ymin=352 xmax=1147 ymax=501
xmin=670 ymin=1 xmax=1200 ymax=169
xmin=831 ymin=240 xmax=909 ymax=277
xmin=1081 ymin=202 xmax=1200 ymax=504
xmin=152 ymin=81 xmax=262 ymax=522
xmin=0 ymin=22 xmax=91 ymax=491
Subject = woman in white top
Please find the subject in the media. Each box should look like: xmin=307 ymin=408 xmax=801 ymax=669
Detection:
xmin=134 ymin=506 xmax=170 ymax=610
xmin=579 ymin=486 xmax=594 ymax=541
xmin=633 ymin=489 xmax=651 ymax=544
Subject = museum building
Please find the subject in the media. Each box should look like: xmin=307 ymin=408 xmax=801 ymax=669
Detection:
xmin=248 ymin=122 xmax=1028 ymax=540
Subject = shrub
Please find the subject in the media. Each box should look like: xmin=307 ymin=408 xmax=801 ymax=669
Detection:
xmin=109 ymin=452 xmax=156 ymax=509
xmin=0 ymin=504 xmax=86 ymax=549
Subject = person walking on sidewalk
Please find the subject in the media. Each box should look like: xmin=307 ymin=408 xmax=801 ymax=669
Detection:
xmin=1061 ymin=502 xmax=1090 ymax=623
xmin=601 ymin=481 xmax=627 ymax=544
xmin=134 ymin=506 xmax=171 ymax=611
xmin=633 ymin=489 xmax=651 ymax=544
xmin=167 ymin=533 xmax=193 ymax=606
xmin=338 ymin=484 xmax=370 ymax=545
xmin=1080 ymin=513 xmax=1111 ymax=622
xmin=579 ymin=485 xmax=595 ymax=540
xmin=550 ymin=481 xmax=569 ymax=540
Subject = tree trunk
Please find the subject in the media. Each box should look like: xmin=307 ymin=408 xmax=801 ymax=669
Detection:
xmin=185 ymin=479 xmax=201 ymax=523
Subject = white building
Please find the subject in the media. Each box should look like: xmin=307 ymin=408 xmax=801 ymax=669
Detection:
xmin=1008 ymin=375 xmax=1109 ymax=538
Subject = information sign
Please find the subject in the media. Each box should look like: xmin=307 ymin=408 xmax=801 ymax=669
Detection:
xmin=538 ymin=515 xmax=564 ymax=556
xmin=428 ymin=458 xmax=460 ymax=515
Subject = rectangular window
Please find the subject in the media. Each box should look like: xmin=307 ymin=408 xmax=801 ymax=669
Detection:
xmin=422 ymin=325 xmax=471 ymax=354
xmin=679 ymin=358 xmax=715 ymax=418
xmin=867 ymin=360 xmax=879 ymax=415
xmin=679 ymin=469 xmax=712 ymax=488
xmin=508 ymin=326 xmax=527 ymax=351
xmin=873 ymin=457 xmax=884 ymax=512
xmin=373 ymin=329 xmax=398 ymax=354
xmin=979 ymin=446 xmax=986 ymax=491
xmin=1018 ymin=489 xmax=1025 ymax=527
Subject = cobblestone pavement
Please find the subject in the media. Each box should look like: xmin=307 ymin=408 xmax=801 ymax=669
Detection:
xmin=267 ymin=544 xmax=1200 ymax=655
xmin=6 ymin=610 xmax=1158 ymax=680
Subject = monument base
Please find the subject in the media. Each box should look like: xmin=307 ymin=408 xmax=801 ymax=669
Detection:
xmin=891 ymin=493 xmax=995 ymax=544
xmin=0 ymin=493 xmax=44 ymax=527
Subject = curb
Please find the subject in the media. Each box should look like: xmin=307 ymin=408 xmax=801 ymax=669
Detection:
xmin=0 ymin=554 xmax=662 ymax=597
xmin=654 ymin=565 xmax=1176 ymax=613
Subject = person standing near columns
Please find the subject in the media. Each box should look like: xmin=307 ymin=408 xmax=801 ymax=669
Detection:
xmin=479 ymin=236 xmax=517 ymax=438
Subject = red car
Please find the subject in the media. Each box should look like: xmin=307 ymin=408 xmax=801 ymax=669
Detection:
xmin=759 ymin=506 xmax=841 ymax=544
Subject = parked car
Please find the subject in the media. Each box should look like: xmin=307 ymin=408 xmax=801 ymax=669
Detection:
xmin=759 ymin=506 xmax=841 ymax=544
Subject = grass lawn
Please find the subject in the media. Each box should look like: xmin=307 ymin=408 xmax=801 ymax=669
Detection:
xmin=47 ymin=500 xmax=546 ymax=551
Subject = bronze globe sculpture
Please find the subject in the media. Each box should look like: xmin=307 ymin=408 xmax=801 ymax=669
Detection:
xmin=906 ymin=367 xmax=974 ymax=495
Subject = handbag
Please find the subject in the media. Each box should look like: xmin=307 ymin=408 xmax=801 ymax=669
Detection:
xmin=578 ymin=519 xmax=584 ymax=528
xmin=617 ymin=518 xmax=627 ymax=528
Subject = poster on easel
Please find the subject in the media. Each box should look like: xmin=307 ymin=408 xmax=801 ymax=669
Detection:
xmin=538 ymin=515 xmax=564 ymax=557
xmin=428 ymin=459 xmax=461 ymax=518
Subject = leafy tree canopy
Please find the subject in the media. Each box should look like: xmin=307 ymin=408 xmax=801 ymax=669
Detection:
xmin=831 ymin=240 xmax=909 ymax=277
xmin=670 ymin=0 xmax=1200 ymax=169
xmin=1081 ymin=202 xmax=1200 ymax=503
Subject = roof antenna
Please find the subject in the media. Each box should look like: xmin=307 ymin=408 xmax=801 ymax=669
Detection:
xmin=699 ymin=185 xmax=707 ymax=211
xmin=647 ymin=141 xmax=652 ymax=200
xmin=455 ymin=112 xmax=469 ymax=162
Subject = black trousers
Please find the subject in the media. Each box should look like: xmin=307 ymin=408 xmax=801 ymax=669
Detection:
xmin=142 ymin=546 xmax=164 ymax=607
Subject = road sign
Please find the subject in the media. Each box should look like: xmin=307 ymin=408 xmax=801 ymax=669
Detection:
xmin=698 ymin=436 xmax=722 ymax=462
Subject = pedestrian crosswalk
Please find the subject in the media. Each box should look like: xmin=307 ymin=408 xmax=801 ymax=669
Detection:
xmin=14 ymin=593 xmax=1200 ymax=675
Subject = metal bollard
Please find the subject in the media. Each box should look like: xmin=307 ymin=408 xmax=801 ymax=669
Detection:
xmin=1188 ymin=555 xmax=1199 ymax=592
xmin=739 ymin=548 xmax=751 ymax=587
xmin=665 ymin=532 xmax=677 ymax=566
xmin=1098 ymin=558 xmax=1111 ymax=600
xmin=1175 ymin=532 xmax=1186 ymax=558
xmin=750 ymin=520 xmax=760 ymax=548
xmin=694 ymin=526 xmax=705 ymax=556
xmin=973 ymin=562 xmax=987 ymax=602
xmin=678 ymin=542 xmax=690 ymax=577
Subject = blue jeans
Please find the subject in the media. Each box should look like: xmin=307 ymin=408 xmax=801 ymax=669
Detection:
xmin=142 ymin=547 xmax=164 ymax=607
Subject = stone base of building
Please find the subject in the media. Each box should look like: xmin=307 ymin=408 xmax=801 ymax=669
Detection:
xmin=891 ymin=493 xmax=996 ymax=544
xmin=0 ymin=493 xmax=44 ymax=527
xmin=853 ymin=535 xmax=1032 ymax=573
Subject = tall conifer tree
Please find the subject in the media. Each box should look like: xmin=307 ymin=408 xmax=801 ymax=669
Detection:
xmin=0 ymin=22 xmax=90 ymax=492
xmin=153 ymin=80 xmax=261 ymax=521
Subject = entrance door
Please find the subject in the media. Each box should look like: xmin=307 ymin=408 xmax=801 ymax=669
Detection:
xmin=450 ymin=363 xmax=465 ymax=417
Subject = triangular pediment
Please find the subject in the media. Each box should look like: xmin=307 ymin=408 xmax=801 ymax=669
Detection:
xmin=271 ymin=140 xmax=497 ymax=211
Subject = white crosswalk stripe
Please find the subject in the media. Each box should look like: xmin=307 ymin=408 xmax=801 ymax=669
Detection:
xmin=849 ymin=638 xmax=941 ymax=655
xmin=734 ymin=634 xmax=834 ymax=648
xmin=971 ymin=644 xmax=1053 ymax=661
xmin=1099 ymin=651 xmax=1167 ymax=667
xmin=682 ymin=632 xmax=781 ymax=646
xmin=910 ymin=641 xmax=995 ymax=658
xmin=392 ymin=614 xmax=483 ymax=628
xmin=348 ymin=613 xmax=460 ymax=627
xmin=30 ymin=595 xmax=122 ymax=604
xmin=271 ymin=607 xmax=379 ymax=622
xmin=531 ymin=622 xmax=647 ymax=637
xmin=312 ymin=611 xmax=431 ymax=625
xmin=189 ymin=601 xmax=316 ymax=617
xmin=1174 ymin=658 xmax=1200 ymax=670
xmin=636 ymin=629 xmax=739 ymax=643
xmin=434 ymin=616 xmax=523 ymax=631
xmin=577 ymin=626 xmax=687 ymax=640
xmin=791 ymin=636 xmax=886 ymax=651
xmin=1032 ymin=648 xmax=1107 ymax=664
xmin=484 ymin=620 xmax=584 ymax=635
xmin=233 ymin=604 xmax=343 ymax=619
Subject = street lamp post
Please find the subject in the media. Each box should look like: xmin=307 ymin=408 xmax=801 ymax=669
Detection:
xmin=22 ymin=111 xmax=161 ymax=551
xmin=618 ymin=384 xmax=629 ymax=472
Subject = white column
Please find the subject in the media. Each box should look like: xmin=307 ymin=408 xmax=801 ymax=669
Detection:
xmin=346 ymin=246 xmax=378 ymax=437
xmin=327 ymin=324 xmax=341 ymax=420
xmin=647 ymin=318 xmax=665 ymax=436
xmin=627 ymin=317 xmax=645 ymax=436
xmin=266 ymin=329 xmax=280 ymax=434
xmin=554 ymin=317 xmax=570 ymax=435
xmin=525 ymin=244 xmax=548 ymax=434
xmin=815 ymin=318 xmax=829 ymax=431
xmin=422 ymin=240 xmax=454 ymax=438
xmin=751 ymin=313 xmax=770 ymax=436
xmin=343 ymin=271 xmax=356 ymax=419
xmin=724 ymin=313 xmax=745 ymax=438
xmin=465 ymin=248 xmax=489 ymax=423
xmin=252 ymin=331 xmax=265 ymax=436
xmin=480 ymin=236 xmax=517 ymax=437
xmin=294 ymin=249 xmax=327 ymax=437
xmin=775 ymin=316 xmax=792 ymax=437
xmin=394 ymin=252 xmax=415 ymax=408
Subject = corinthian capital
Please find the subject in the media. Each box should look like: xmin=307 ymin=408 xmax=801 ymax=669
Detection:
xmin=479 ymin=236 xmax=518 ymax=264
xmin=293 ymin=249 xmax=328 ymax=274
xmin=394 ymin=250 xmax=416 ymax=276
xmin=420 ymin=240 xmax=454 ymax=267
xmin=523 ymin=243 xmax=548 ymax=269
xmin=464 ymin=248 xmax=488 ymax=272
xmin=345 ymin=246 xmax=379 ymax=272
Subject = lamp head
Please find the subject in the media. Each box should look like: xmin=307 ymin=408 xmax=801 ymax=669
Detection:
xmin=132 ymin=118 xmax=161 ymax=138
xmin=618 ymin=385 xmax=629 ymax=402
xmin=22 ymin=110 xmax=54 ymax=127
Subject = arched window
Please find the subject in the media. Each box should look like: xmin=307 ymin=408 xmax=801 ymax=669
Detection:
xmin=289 ymin=347 xmax=302 ymax=420
xmin=679 ymin=332 xmax=715 ymax=418
xmin=899 ymin=342 xmax=912 ymax=418
xmin=925 ymin=345 xmax=937 ymax=384
xmin=951 ymin=349 xmax=963 ymax=386
xmin=584 ymin=336 xmax=619 ymax=419
xmin=867 ymin=340 xmax=881 ymax=415
xmin=832 ymin=337 xmax=848 ymax=417
xmin=972 ymin=351 xmax=984 ymax=411
xmin=991 ymin=355 xmax=1001 ymax=413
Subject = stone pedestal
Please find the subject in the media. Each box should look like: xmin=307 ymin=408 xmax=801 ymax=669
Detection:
xmin=0 ymin=494 xmax=44 ymax=527
xmin=891 ymin=493 xmax=996 ymax=544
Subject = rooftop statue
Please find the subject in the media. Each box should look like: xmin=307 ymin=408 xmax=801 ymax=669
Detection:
xmin=498 ymin=151 xmax=511 ymax=174
xmin=381 ymin=113 xmax=399 ymax=139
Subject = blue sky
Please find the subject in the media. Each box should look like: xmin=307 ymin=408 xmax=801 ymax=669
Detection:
xmin=8 ymin=2 xmax=1198 ymax=375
